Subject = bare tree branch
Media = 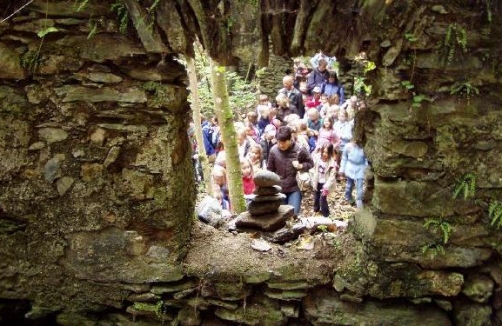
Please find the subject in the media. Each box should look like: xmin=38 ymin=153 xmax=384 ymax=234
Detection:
xmin=1 ymin=0 xmax=35 ymax=23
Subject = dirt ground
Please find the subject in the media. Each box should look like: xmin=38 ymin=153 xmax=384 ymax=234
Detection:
xmin=183 ymin=180 xmax=360 ymax=281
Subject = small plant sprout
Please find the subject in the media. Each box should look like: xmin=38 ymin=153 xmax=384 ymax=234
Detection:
xmin=489 ymin=200 xmax=502 ymax=229
xmin=453 ymin=172 xmax=476 ymax=200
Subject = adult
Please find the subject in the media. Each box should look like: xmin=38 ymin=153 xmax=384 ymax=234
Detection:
xmin=267 ymin=126 xmax=313 ymax=215
xmin=310 ymin=51 xmax=336 ymax=71
xmin=275 ymin=94 xmax=299 ymax=125
xmin=307 ymin=59 xmax=330 ymax=95
xmin=322 ymin=71 xmax=345 ymax=104
xmin=278 ymin=75 xmax=305 ymax=118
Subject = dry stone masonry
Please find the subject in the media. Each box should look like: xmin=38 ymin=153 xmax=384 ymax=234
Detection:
xmin=1 ymin=0 xmax=502 ymax=325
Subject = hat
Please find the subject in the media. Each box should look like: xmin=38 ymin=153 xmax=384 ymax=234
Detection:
xmin=312 ymin=86 xmax=322 ymax=93
xmin=264 ymin=124 xmax=276 ymax=136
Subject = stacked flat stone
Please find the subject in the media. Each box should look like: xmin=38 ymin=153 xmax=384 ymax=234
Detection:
xmin=234 ymin=170 xmax=295 ymax=232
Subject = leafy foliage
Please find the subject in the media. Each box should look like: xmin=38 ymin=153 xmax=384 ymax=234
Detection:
xmin=111 ymin=0 xmax=129 ymax=34
xmin=37 ymin=26 xmax=59 ymax=38
xmin=439 ymin=23 xmax=468 ymax=66
xmin=422 ymin=217 xmax=452 ymax=257
xmin=189 ymin=48 xmax=258 ymax=119
xmin=489 ymin=200 xmax=502 ymax=229
xmin=450 ymin=82 xmax=479 ymax=104
xmin=453 ymin=172 xmax=476 ymax=200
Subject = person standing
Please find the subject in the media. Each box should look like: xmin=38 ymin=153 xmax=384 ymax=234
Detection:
xmin=339 ymin=139 xmax=368 ymax=208
xmin=311 ymin=141 xmax=338 ymax=217
xmin=307 ymin=59 xmax=329 ymax=95
xmin=267 ymin=126 xmax=313 ymax=215
xmin=278 ymin=75 xmax=305 ymax=118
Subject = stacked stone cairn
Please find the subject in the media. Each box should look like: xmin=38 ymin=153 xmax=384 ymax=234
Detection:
xmin=234 ymin=170 xmax=295 ymax=233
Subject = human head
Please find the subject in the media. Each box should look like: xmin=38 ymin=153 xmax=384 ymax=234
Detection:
xmin=296 ymin=119 xmax=308 ymax=132
xmin=258 ymin=94 xmax=269 ymax=104
xmin=320 ymin=94 xmax=328 ymax=103
xmin=247 ymin=111 xmax=258 ymax=124
xmin=307 ymin=108 xmax=319 ymax=122
xmin=312 ymin=86 xmax=322 ymax=97
xmin=328 ymin=71 xmax=338 ymax=83
xmin=338 ymin=110 xmax=348 ymax=122
xmin=212 ymin=165 xmax=226 ymax=186
xmin=320 ymin=142 xmax=334 ymax=161
xmin=264 ymin=124 xmax=276 ymax=140
xmin=276 ymin=126 xmax=293 ymax=151
xmin=240 ymin=157 xmax=253 ymax=177
xmin=323 ymin=117 xmax=333 ymax=129
xmin=328 ymin=94 xmax=340 ymax=105
xmin=317 ymin=59 xmax=327 ymax=71
xmin=275 ymin=94 xmax=289 ymax=108
xmin=282 ymin=75 xmax=294 ymax=90
xmin=326 ymin=105 xmax=339 ymax=119
xmin=248 ymin=144 xmax=263 ymax=162
xmin=236 ymin=128 xmax=247 ymax=144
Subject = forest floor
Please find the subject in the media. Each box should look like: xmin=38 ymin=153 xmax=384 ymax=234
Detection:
xmin=183 ymin=179 xmax=362 ymax=279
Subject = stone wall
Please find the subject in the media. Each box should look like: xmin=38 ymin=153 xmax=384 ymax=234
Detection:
xmin=1 ymin=0 xmax=502 ymax=325
xmin=0 ymin=0 xmax=195 ymax=319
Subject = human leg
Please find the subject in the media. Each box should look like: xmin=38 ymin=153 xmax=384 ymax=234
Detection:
xmin=345 ymin=177 xmax=355 ymax=203
xmin=286 ymin=190 xmax=302 ymax=215
xmin=355 ymin=178 xmax=365 ymax=208
xmin=313 ymin=183 xmax=322 ymax=212
xmin=320 ymin=193 xmax=330 ymax=217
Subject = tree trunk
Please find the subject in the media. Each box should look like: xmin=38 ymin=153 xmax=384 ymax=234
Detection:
xmin=210 ymin=59 xmax=246 ymax=214
xmin=186 ymin=55 xmax=213 ymax=196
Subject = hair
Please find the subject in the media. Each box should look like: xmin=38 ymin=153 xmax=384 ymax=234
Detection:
xmin=319 ymin=142 xmax=334 ymax=158
xmin=297 ymin=119 xmax=308 ymax=132
xmin=318 ymin=59 xmax=327 ymax=67
xmin=276 ymin=126 xmax=293 ymax=141
xmin=258 ymin=94 xmax=269 ymax=103
xmin=323 ymin=117 xmax=334 ymax=129
xmin=249 ymin=143 xmax=263 ymax=160
xmin=307 ymin=108 xmax=320 ymax=120
xmin=328 ymin=94 xmax=340 ymax=105
xmin=328 ymin=71 xmax=338 ymax=81
xmin=275 ymin=94 xmax=289 ymax=107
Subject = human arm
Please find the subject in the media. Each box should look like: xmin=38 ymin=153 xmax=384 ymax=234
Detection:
xmin=297 ymin=147 xmax=314 ymax=171
xmin=266 ymin=147 xmax=276 ymax=172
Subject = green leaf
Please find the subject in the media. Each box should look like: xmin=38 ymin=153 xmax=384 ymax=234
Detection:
xmin=37 ymin=27 xmax=59 ymax=38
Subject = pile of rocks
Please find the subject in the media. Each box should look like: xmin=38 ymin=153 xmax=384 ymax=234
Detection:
xmin=234 ymin=170 xmax=294 ymax=232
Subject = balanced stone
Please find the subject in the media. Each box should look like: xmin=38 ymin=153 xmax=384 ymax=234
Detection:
xmin=246 ymin=193 xmax=286 ymax=203
xmin=253 ymin=185 xmax=282 ymax=196
xmin=253 ymin=170 xmax=280 ymax=188
xmin=235 ymin=205 xmax=294 ymax=232
xmin=248 ymin=199 xmax=283 ymax=216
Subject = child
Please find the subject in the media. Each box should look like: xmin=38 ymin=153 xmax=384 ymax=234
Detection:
xmin=306 ymin=86 xmax=322 ymax=109
xmin=247 ymin=143 xmax=264 ymax=174
xmin=333 ymin=110 xmax=353 ymax=154
xmin=212 ymin=165 xmax=229 ymax=207
xmin=256 ymin=94 xmax=271 ymax=120
xmin=260 ymin=124 xmax=277 ymax=166
xmin=295 ymin=119 xmax=311 ymax=152
xmin=306 ymin=108 xmax=322 ymax=134
xmin=318 ymin=116 xmax=340 ymax=149
xmin=240 ymin=157 xmax=255 ymax=195
xmin=339 ymin=139 xmax=368 ymax=208
xmin=245 ymin=111 xmax=260 ymax=142
xmin=311 ymin=141 xmax=338 ymax=217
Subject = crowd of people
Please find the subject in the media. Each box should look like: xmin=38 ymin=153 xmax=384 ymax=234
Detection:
xmin=190 ymin=53 xmax=369 ymax=217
